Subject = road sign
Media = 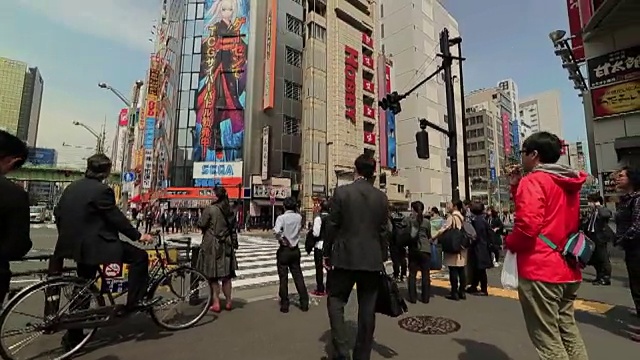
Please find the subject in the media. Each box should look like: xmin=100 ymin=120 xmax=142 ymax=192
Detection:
xmin=104 ymin=263 xmax=121 ymax=277
xmin=123 ymin=172 xmax=135 ymax=182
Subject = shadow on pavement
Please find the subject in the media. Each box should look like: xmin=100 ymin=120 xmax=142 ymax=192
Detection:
xmin=319 ymin=320 xmax=398 ymax=359
xmin=576 ymin=305 xmax=638 ymax=339
xmin=75 ymin=312 xmax=217 ymax=358
xmin=453 ymin=338 xmax=513 ymax=360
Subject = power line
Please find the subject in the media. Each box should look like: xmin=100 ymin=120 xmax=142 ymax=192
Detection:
xmin=401 ymin=43 xmax=439 ymax=92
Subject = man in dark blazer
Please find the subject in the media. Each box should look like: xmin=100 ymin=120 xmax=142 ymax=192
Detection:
xmin=54 ymin=153 xmax=152 ymax=310
xmin=0 ymin=130 xmax=33 ymax=303
xmin=323 ymin=153 xmax=390 ymax=360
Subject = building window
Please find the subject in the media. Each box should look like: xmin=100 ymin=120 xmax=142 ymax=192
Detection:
xmin=380 ymin=24 xmax=385 ymax=38
xmin=282 ymin=152 xmax=300 ymax=171
xmin=286 ymin=14 xmax=303 ymax=36
xmin=380 ymin=4 xmax=384 ymax=17
xmin=286 ymin=47 xmax=302 ymax=67
xmin=283 ymin=115 xmax=301 ymax=135
xmin=284 ymin=80 xmax=302 ymax=101
xmin=397 ymin=184 xmax=404 ymax=194
xmin=307 ymin=22 xmax=326 ymax=41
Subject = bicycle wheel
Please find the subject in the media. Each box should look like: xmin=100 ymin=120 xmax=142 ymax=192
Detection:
xmin=0 ymin=277 xmax=106 ymax=360
xmin=148 ymin=266 xmax=212 ymax=330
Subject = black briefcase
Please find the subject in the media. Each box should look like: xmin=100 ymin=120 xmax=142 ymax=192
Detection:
xmin=375 ymin=267 xmax=408 ymax=317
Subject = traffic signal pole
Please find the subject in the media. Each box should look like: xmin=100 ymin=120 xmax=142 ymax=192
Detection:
xmin=379 ymin=28 xmax=465 ymax=203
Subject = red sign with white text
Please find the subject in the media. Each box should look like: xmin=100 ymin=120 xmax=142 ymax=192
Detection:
xmin=364 ymin=105 xmax=375 ymax=119
xmin=362 ymin=33 xmax=373 ymax=48
xmin=118 ymin=108 xmax=128 ymax=126
xmin=363 ymin=56 xmax=374 ymax=69
xmin=364 ymin=131 xmax=376 ymax=145
xmin=385 ymin=64 xmax=391 ymax=93
xmin=502 ymin=112 xmax=511 ymax=156
xmin=567 ymin=0 xmax=585 ymax=62
xmin=363 ymin=79 xmax=374 ymax=93
xmin=345 ymin=46 xmax=358 ymax=123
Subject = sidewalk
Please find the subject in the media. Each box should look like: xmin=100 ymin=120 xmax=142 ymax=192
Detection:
xmin=81 ymin=279 xmax=638 ymax=360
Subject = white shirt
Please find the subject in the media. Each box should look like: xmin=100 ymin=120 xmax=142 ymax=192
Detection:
xmin=312 ymin=215 xmax=323 ymax=250
xmin=273 ymin=210 xmax=303 ymax=247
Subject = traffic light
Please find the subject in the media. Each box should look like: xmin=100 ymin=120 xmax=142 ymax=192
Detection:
xmin=415 ymin=118 xmax=430 ymax=159
xmin=378 ymin=91 xmax=403 ymax=115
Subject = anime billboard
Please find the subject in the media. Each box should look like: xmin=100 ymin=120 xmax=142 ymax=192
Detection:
xmin=194 ymin=0 xmax=249 ymax=162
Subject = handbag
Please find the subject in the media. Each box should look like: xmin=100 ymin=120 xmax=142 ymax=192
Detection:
xmin=375 ymin=267 xmax=408 ymax=318
xmin=429 ymin=243 xmax=442 ymax=270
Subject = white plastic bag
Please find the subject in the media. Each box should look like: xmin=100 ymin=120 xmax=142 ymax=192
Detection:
xmin=501 ymin=250 xmax=518 ymax=290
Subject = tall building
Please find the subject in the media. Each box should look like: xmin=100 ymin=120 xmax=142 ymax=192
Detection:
xmin=519 ymin=90 xmax=563 ymax=138
xmin=558 ymin=141 xmax=587 ymax=172
xmin=0 ymin=57 xmax=43 ymax=147
xmin=498 ymin=79 xmax=530 ymax=147
xmin=379 ymin=0 xmax=466 ymax=208
xmin=300 ymin=0 xmax=381 ymax=216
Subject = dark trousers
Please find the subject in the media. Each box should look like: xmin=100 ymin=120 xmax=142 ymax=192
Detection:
xmin=390 ymin=246 xmax=407 ymax=279
xmin=469 ymin=268 xmax=488 ymax=292
xmin=407 ymin=251 xmax=431 ymax=302
xmin=276 ymin=246 xmax=308 ymax=307
xmin=448 ymin=266 xmax=466 ymax=295
xmin=0 ymin=263 xmax=10 ymax=305
xmin=592 ymin=242 xmax=612 ymax=280
xmin=625 ymin=250 xmax=640 ymax=315
xmin=327 ymin=269 xmax=379 ymax=360
xmin=145 ymin=221 xmax=153 ymax=233
xmin=313 ymin=248 xmax=325 ymax=293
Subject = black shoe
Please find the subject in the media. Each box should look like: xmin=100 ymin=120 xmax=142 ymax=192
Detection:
xmin=458 ymin=291 xmax=466 ymax=300
xmin=407 ymin=298 xmax=417 ymax=304
xmin=446 ymin=293 xmax=459 ymax=301
xmin=61 ymin=331 xmax=84 ymax=352
xmin=420 ymin=297 xmax=430 ymax=304
xmin=280 ymin=302 xmax=290 ymax=313
xmin=597 ymin=278 xmax=611 ymax=286
xmin=476 ymin=291 xmax=489 ymax=296
xmin=299 ymin=303 xmax=309 ymax=312
xmin=465 ymin=287 xmax=479 ymax=294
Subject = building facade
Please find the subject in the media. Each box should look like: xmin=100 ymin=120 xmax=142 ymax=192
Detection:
xmin=519 ymin=90 xmax=564 ymax=137
xmin=498 ymin=78 xmax=529 ymax=147
xmin=300 ymin=0 xmax=382 ymax=217
xmin=378 ymin=0 xmax=466 ymax=208
xmin=577 ymin=0 xmax=640 ymax=173
xmin=0 ymin=57 xmax=43 ymax=146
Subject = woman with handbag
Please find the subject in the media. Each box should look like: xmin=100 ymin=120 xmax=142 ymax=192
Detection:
xmin=433 ymin=200 xmax=468 ymax=301
xmin=196 ymin=186 xmax=239 ymax=313
xmin=404 ymin=201 xmax=433 ymax=304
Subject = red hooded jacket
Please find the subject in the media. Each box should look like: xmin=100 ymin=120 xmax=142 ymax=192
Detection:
xmin=505 ymin=164 xmax=587 ymax=283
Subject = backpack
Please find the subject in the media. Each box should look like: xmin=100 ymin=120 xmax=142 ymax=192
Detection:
xmin=390 ymin=215 xmax=410 ymax=247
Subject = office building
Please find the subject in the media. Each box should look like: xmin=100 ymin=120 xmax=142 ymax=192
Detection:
xmin=379 ymin=0 xmax=466 ymax=208
xmin=498 ymin=78 xmax=530 ymax=147
xmin=519 ymin=90 xmax=563 ymax=138
xmin=0 ymin=57 xmax=43 ymax=146
xmin=558 ymin=141 xmax=587 ymax=172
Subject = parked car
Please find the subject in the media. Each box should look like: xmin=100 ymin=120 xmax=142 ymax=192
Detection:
xmin=29 ymin=206 xmax=47 ymax=223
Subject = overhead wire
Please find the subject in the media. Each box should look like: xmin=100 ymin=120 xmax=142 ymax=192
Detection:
xmin=400 ymin=43 xmax=440 ymax=93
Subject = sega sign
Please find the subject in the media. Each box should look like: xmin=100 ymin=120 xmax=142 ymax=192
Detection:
xmin=192 ymin=161 xmax=243 ymax=179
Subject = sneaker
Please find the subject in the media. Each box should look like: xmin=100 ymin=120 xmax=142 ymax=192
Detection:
xmin=311 ymin=289 xmax=326 ymax=296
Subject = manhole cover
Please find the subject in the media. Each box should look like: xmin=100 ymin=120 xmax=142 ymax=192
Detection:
xmin=398 ymin=315 xmax=461 ymax=335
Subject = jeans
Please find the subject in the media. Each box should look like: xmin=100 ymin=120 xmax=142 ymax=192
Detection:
xmin=518 ymin=279 xmax=588 ymax=360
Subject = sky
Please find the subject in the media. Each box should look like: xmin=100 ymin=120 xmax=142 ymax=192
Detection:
xmin=0 ymin=0 xmax=586 ymax=166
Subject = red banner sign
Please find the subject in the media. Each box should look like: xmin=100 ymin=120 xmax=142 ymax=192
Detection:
xmin=362 ymin=33 xmax=373 ymax=48
xmin=385 ymin=64 xmax=391 ymax=93
xmin=364 ymin=105 xmax=375 ymax=119
xmin=567 ymin=0 xmax=585 ymax=62
xmin=363 ymin=55 xmax=374 ymax=69
xmin=363 ymin=79 xmax=374 ymax=93
xmin=502 ymin=112 xmax=511 ymax=156
xmin=364 ymin=131 xmax=376 ymax=145
xmin=345 ymin=46 xmax=358 ymax=123
xmin=118 ymin=108 xmax=128 ymax=126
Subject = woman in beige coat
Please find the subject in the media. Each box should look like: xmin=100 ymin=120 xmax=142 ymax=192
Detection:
xmin=433 ymin=199 xmax=468 ymax=300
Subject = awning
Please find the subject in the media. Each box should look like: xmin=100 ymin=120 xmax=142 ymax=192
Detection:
xmin=583 ymin=0 xmax=640 ymax=40
xmin=129 ymin=195 xmax=142 ymax=203
xmin=252 ymin=199 xmax=284 ymax=207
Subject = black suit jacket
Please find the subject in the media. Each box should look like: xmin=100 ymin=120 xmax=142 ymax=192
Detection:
xmin=323 ymin=178 xmax=390 ymax=271
xmin=54 ymin=177 xmax=141 ymax=265
xmin=0 ymin=175 xmax=33 ymax=264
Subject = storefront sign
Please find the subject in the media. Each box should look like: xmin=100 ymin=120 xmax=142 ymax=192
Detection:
xmin=345 ymin=46 xmax=358 ymax=123
xmin=591 ymin=79 xmax=640 ymax=118
xmin=501 ymin=112 xmax=511 ymax=157
xmin=364 ymin=131 xmax=376 ymax=145
xmin=363 ymin=79 xmax=374 ymax=93
xmin=261 ymin=126 xmax=270 ymax=180
xmin=566 ymin=0 xmax=585 ymax=62
xmin=363 ymin=56 xmax=374 ymax=69
xmin=252 ymin=184 xmax=291 ymax=199
xmin=364 ymin=105 xmax=375 ymax=119
xmin=587 ymin=45 xmax=640 ymax=88
xmin=142 ymin=149 xmax=153 ymax=189
xmin=362 ymin=32 xmax=373 ymax=48
xmin=262 ymin=0 xmax=277 ymax=110
xmin=147 ymin=56 xmax=161 ymax=97
xmin=192 ymin=161 xmax=243 ymax=178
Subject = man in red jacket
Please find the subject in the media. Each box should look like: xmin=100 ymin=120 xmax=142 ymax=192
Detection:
xmin=505 ymin=132 xmax=589 ymax=360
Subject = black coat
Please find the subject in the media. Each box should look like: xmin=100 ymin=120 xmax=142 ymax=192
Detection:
xmin=0 ymin=175 xmax=33 ymax=264
xmin=323 ymin=178 xmax=390 ymax=271
xmin=469 ymin=216 xmax=494 ymax=270
xmin=488 ymin=216 xmax=504 ymax=246
xmin=54 ymin=177 xmax=141 ymax=265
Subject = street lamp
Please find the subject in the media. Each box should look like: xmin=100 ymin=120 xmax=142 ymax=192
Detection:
xmin=72 ymin=121 xmax=105 ymax=153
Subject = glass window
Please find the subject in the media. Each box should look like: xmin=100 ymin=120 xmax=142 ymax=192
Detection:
xmin=192 ymin=54 xmax=201 ymax=68
xmin=185 ymin=20 xmax=195 ymax=36
xmin=182 ymin=55 xmax=192 ymax=72
xmin=193 ymin=36 xmax=202 ymax=53
xmin=195 ymin=20 xmax=204 ymax=35
xmin=189 ymin=110 xmax=197 ymax=124
xmin=196 ymin=3 xmax=204 ymax=19
xmin=187 ymin=3 xmax=196 ymax=19
xmin=191 ymin=72 xmax=199 ymax=89
xmin=181 ymin=73 xmax=191 ymax=91
xmin=179 ymin=109 xmax=188 ymax=128
xmin=189 ymin=89 xmax=197 ymax=107
xmin=181 ymin=92 xmax=190 ymax=109
xmin=178 ymin=128 xmax=188 ymax=146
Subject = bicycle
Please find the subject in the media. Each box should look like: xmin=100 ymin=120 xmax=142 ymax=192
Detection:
xmin=0 ymin=233 xmax=212 ymax=360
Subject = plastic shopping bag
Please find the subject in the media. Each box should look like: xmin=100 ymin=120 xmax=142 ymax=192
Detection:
xmin=500 ymin=250 xmax=518 ymax=290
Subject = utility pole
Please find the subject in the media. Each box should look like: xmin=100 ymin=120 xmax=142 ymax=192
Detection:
xmin=379 ymin=28 xmax=465 ymax=203
xmin=120 ymin=81 xmax=144 ymax=209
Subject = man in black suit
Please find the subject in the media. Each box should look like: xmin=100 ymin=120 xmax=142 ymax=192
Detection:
xmin=323 ymin=154 xmax=390 ymax=360
xmin=54 ymin=153 xmax=152 ymax=310
xmin=0 ymin=130 xmax=33 ymax=303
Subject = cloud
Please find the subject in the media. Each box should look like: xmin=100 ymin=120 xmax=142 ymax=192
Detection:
xmin=17 ymin=0 xmax=157 ymax=52
xmin=36 ymin=87 xmax=119 ymax=167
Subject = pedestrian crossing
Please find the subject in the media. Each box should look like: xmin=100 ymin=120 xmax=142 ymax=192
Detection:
xmin=30 ymin=223 xmax=56 ymax=229
xmin=167 ymin=235 xmax=322 ymax=290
